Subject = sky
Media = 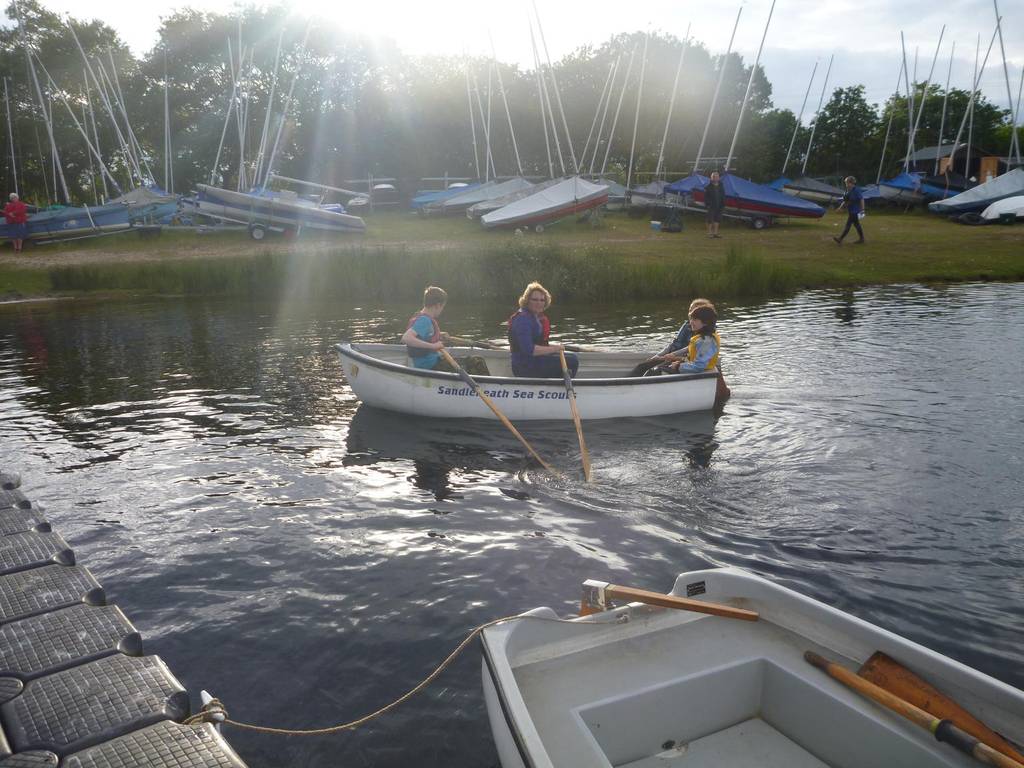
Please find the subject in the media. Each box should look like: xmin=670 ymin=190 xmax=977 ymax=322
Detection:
xmin=21 ymin=0 xmax=1024 ymax=120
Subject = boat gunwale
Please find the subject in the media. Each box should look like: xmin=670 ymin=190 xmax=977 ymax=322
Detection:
xmin=335 ymin=343 xmax=718 ymax=388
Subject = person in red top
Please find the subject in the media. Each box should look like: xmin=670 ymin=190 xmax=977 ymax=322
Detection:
xmin=3 ymin=193 xmax=29 ymax=253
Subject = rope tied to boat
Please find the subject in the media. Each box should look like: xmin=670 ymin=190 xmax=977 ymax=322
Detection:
xmin=195 ymin=612 xmax=624 ymax=737
xmin=184 ymin=697 xmax=227 ymax=726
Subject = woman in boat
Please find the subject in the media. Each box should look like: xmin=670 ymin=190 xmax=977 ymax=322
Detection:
xmin=401 ymin=286 xmax=487 ymax=375
xmin=3 ymin=193 xmax=29 ymax=254
xmin=659 ymin=304 xmax=720 ymax=374
xmin=508 ymin=282 xmax=578 ymax=378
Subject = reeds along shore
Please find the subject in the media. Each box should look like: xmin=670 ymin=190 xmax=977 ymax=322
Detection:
xmin=43 ymin=243 xmax=796 ymax=302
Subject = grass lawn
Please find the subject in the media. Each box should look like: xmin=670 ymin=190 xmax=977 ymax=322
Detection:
xmin=1 ymin=206 xmax=1022 ymax=300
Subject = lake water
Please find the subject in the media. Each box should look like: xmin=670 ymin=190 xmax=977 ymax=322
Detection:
xmin=1 ymin=282 xmax=1022 ymax=767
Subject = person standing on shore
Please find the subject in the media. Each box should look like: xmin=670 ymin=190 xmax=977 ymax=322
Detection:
xmin=704 ymin=172 xmax=726 ymax=238
xmin=833 ymin=176 xmax=866 ymax=245
xmin=3 ymin=193 xmax=29 ymax=253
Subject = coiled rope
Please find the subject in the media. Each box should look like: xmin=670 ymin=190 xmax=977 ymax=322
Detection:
xmin=185 ymin=612 xmax=616 ymax=736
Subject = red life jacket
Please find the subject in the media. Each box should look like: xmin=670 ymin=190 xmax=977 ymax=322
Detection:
xmin=506 ymin=309 xmax=549 ymax=351
xmin=406 ymin=312 xmax=440 ymax=358
xmin=3 ymin=201 xmax=28 ymax=225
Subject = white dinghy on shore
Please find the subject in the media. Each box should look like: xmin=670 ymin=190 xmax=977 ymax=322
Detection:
xmin=335 ymin=343 xmax=717 ymax=420
xmin=481 ymin=567 xmax=1024 ymax=768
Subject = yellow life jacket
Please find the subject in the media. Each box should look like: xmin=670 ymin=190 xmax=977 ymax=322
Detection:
xmin=687 ymin=330 xmax=720 ymax=371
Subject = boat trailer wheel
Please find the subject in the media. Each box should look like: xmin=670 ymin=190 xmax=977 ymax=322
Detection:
xmin=750 ymin=217 xmax=769 ymax=230
xmin=534 ymin=224 xmax=545 ymax=233
xmin=248 ymin=223 xmax=267 ymax=241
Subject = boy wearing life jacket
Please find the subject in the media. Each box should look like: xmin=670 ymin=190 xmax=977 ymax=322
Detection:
xmin=662 ymin=304 xmax=720 ymax=374
xmin=402 ymin=285 xmax=449 ymax=369
xmin=401 ymin=286 xmax=488 ymax=375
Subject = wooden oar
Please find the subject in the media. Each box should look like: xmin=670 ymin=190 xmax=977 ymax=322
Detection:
xmin=579 ymin=581 xmax=759 ymax=621
xmin=859 ymin=652 xmax=1024 ymax=765
xmin=559 ymin=349 xmax=591 ymax=482
xmin=445 ymin=335 xmax=504 ymax=350
xmin=805 ymin=651 xmax=1024 ymax=768
xmin=439 ymin=349 xmax=559 ymax=475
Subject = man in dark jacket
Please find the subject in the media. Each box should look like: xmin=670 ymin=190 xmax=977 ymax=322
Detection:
xmin=704 ymin=171 xmax=726 ymax=238
xmin=833 ymin=176 xmax=866 ymax=245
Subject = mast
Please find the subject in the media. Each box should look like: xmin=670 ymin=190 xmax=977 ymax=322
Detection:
xmin=529 ymin=25 xmax=554 ymax=179
xmin=876 ymin=59 xmax=906 ymax=184
xmin=490 ymin=34 xmax=523 ymax=177
xmin=900 ymin=34 xmax=914 ymax=171
xmin=589 ymin=55 xmax=620 ymax=176
xmin=85 ymin=75 xmax=107 ymax=200
xmin=694 ymin=6 xmax=742 ymax=173
xmin=3 ymin=78 xmax=16 ymax=195
xmin=948 ymin=21 xmax=1000 ymax=178
xmin=34 ymin=55 xmax=124 ymax=195
xmin=992 ymin=0 xmax=1021 ymax=164
xmin=472 ymin=69 xmax=496 ymax=180
xmin=262 ymin=21 xmax=312 ymax=189
xmin=15 ymin=0 xmax=70 ymax=203
xmin=908 ymin=26 xmax=946 ymax=172
xmin=106 ymin=47 xmax=152 ymax=184
xmin=253 ymin=28 xmax=284 ymax=188
xmin=464 ymin=60 xmax=481 ymax=180
xmin=801 ymin=53 xmax=834 ymax=175
xmin=601 ymin=43 xmax=637 ymax=177
xmin=626 ymin=32 xmax=649 ymax=191
xmin=211 ymin=40 xmax=238 ymax=185
xmin=531 ymin=21 xmax=565 ymax=176
xmin=727 ymin=0 xmax=777 ymax=171
xmin=1012 ymin=66 xmax=1024 ymax=167
xmin=532 ymin=0 xmax=577 ymax=173
xmin=934 ymin=41 xmax=955 ymax=175
xmin=656 ymin=25 xmax=691 ymax=179
xmin=967 ymin=35 xmax=979 ymax=177
xmin=485 ymin=64 xmax=494 ymax=179
xmin=580 ymin=58 xmax=616 ymax=176
xmin=782 ymin=61 xmax=817 ymax=176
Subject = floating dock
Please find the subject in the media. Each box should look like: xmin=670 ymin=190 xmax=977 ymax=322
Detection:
xmin=0 ymin=469 xmax=247 ymax=766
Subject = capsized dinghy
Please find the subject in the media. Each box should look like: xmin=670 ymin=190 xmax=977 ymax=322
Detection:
xmin=335 ymin=343 xmax=717 ymax=419
xmin=482 ymin=567 xmax=1024 ymax=768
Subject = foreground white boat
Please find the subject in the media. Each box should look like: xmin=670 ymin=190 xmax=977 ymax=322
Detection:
xmin=335 ymin=343 xmax=717 ymax=420
xmin=481 ymin=177 xmax=609 ymax=231
xmin=482 ymin=567 xmax=1024 ymax=768
xmin=981 ymin=195 xmax=1024 ymax=221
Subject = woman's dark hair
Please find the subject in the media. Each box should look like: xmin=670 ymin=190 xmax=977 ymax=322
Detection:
xmin=689 ymin=304 xmax=717 ymax=335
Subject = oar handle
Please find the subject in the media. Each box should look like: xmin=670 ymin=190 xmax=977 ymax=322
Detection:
xmin=439 ymin=349 xmax=559 ymax=476
xmin=445 ymin=335 xmax=504 ymax=350
xmin=805 ymin=652 xmax=1024 ymax=768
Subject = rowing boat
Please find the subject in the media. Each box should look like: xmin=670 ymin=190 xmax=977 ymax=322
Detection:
xmin=335 ymin=343 xmax=717 ymax=420
xmin=481 ymin=567 xmax=1024 ymax=768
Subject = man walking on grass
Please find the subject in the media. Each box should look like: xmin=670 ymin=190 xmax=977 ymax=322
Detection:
xmin=833 ymin=176 xmax=866 ymax=245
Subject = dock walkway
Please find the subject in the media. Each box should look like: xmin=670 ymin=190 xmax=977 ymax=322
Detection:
xmin=0 ymin=469 xmax=247 ymax=767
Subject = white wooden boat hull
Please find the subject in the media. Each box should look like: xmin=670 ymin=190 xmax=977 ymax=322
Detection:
xmin=335 ymin=343 xmax=717 ymax=420
xmin=482 ymin=567 xmax=1024 ymax=768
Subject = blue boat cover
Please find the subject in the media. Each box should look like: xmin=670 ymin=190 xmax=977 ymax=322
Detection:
xmin=768 ymin=176 xmax=791 ymax=190
xmin=880 ymin=172 xmax=922 ymax=191
xmin=665 ymin=173 xmax=710 ymax=194
xmin=669 ymin=173 xmax=824 ymax=217
xmin=860 ymin=184 xmax=882 ymax=200
xmin=410 ymin=184 xmax=480 ymax=209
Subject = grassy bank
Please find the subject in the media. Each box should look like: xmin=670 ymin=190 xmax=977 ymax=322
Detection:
xmin=1 ymin=208 xmax=1022 ymax=302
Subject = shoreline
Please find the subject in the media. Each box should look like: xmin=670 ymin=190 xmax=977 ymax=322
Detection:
xmin=2 ymin=209 xmax=1022 ymax=303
